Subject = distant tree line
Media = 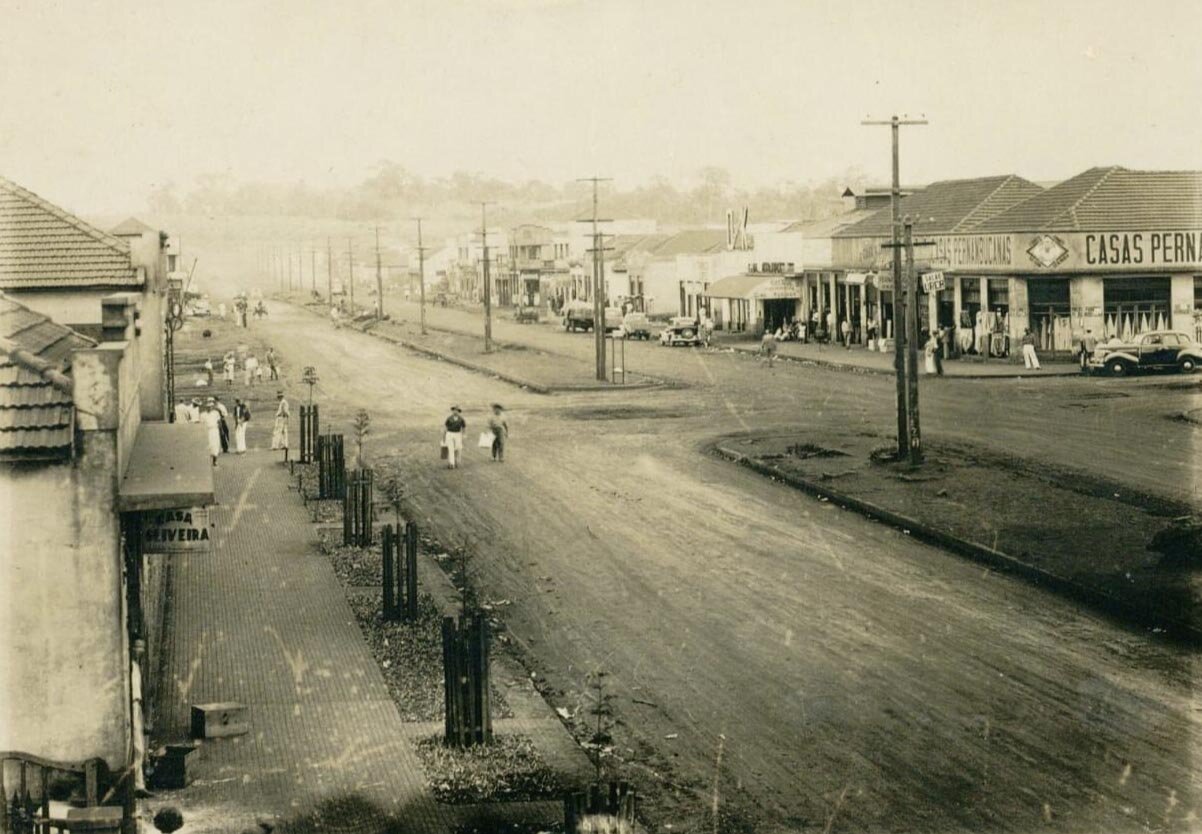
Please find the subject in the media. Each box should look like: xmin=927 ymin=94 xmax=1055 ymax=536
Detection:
xmin=148 ymin=161 xmax=869 ymax=227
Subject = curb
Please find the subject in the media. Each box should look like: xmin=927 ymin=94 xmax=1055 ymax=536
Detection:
xmin=725 ymin=345 xmax=1081 ymax=379
xmin=711 ymin=443 xmax=1201 ymax=645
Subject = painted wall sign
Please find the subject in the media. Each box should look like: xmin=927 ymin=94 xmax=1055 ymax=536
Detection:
xmin=143 ymin=508 xmax=211 ymax=553
xmin=835 ymin=230 xmax=1202 ymax=273
xmin=752 ymin=277 xmax=803 ymax=299
xmin=921 ymin=271 xmax=946 ymax=292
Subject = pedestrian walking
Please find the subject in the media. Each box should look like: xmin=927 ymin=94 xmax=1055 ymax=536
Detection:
xmin=173 ymin=398 xmax=191 ymax=424
xmin=244 ymin=353 xmax=259 ymax=385
xmin=443 ymin=405 xmax=466 ymax=469
xmin=223 ymin=352 xmax=236 ymax=386
xmin=487 ymin=403 xmax=509 ymax=462
xmin=201 ymin=399 xmax=222 ymax=467
xmin=1080 ymin=329 xmax=1098 ymax=373
xmin=214 ymin=396 xmax=230 ymax=453
xmin=203 ymin=357 xmax=214 ymax=387
xmin=266 ymin=348 xmax=279 ymax=380
xmin=841 ymin=318 xmax=852 ymax=349
xmin=760 ymin=329 xmax=778 ymax=367
xmin=924 ymin=333 xmax=942 ymax=375
xmin=188 ymin=398 xmax=202 ymax=423
xmin=1020 ymin=328 xmax=1041 ymax=370
xmin=271 ymin=390 xmax=290 ymax=456
xmin=234 ymin=398 xmax=250 ymax=454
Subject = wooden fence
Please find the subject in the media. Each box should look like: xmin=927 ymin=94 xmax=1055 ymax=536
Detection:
xmin=343 ymin=469 xmax=373 ymax=547
xmin=382 ymin=522 xmax=419 ymax=621
xmin=298 ymin=404 xmax=320 ymax=464
xmin=441 ymin=614 xmax=492 ymax=747
xmin=317 ymin=433 xmax=345 ymax=500
xmin=564 ymin=782 xmax=637 ymax=834
xmin=0 ymin=754 xmax=123 ymax=833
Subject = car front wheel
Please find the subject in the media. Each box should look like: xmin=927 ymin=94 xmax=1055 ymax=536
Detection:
xmin=1108 ymin=359 xmax=1131 ymax=376
xmin=1180 ymin=357 xmax=1197 ymax=373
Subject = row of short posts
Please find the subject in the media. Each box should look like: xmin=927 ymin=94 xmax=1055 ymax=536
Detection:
xmin=298 ymin=404 xmax=319 ymax=464
xmin=441 ymin=612 xmax=493 ymax=748
xmin=343 ymin=468 xmax=373 ymax=547
xmin=317 ymin=433 xmax=346 ymax=500
xmin=382 ymin=522 xmax=419 ymax=621
xmin=564 ymin=782 xmax=637 ymax=834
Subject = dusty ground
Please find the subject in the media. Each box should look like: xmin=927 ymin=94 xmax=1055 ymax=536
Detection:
xmin=248 ymin=299 xmax=1202 ymax=833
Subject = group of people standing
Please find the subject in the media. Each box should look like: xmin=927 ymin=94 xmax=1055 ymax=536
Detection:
xmin=215 ymin=348 xmax=278 ymax=387
xmin=175 ymin=395 xmax=251 ymax=465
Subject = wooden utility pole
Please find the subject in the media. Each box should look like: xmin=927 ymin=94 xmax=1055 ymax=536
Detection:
xmin=478 ymin=202 xmax=496 ymax=352
xmin=904 ymin=219 xmax=922 ymax=464
xmin=375 ymin=226 xmax=385 ymax=319
xmin=326 ymin=237 xmax=333 ymax=302
xmin=347 ymin=237 xmax=355 ymax=312
xmin=862 ymin=114 xmax=926 ymax=459
xmin=413 ymin=217 xmax=428 ymax=335
xmin=577 ymin=177 xmax=613 ymax=381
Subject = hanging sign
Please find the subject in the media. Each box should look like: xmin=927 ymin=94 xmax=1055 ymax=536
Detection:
xmin=921 ymin=271 xmax=946 ymax=292
xmin=143 ymin=508 xmax=212 ymax=553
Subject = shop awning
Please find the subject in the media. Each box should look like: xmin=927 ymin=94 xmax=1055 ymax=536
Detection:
xmin=118 ymin=422 xmax=215 ymax=512
xmin=845 ymin=272 xmax=869 ymax=285
xmin=703 ymin=273 xmax=769 ymax=299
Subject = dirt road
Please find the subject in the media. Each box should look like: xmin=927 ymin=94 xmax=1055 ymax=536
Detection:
xmin=259 ymin=303 xmax=1201 ymax=833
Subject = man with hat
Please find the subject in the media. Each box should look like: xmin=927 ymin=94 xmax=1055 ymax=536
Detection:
xmin=487 ymin=403 xmax=509 ymax=462
xmin=443 ymin=405 xmax=466 ymax=469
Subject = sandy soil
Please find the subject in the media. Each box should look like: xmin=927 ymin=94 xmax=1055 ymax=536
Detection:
xmin=250 ymin=301 xmax=1202 ymax=833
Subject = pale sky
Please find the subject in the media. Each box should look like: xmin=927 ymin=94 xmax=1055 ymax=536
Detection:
xmin=2 ymin=0 xmax=1200 ymax=214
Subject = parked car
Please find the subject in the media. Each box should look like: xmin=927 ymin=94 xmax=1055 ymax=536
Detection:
xmin=1089 ymin=330 xmax=1202 ymax=375
xmin=659 ymin=316 xmax=702 ymax=347
xmin=563 ymin=301 xmax=594 ymax=332
xmin=188 ymin=297 xmax=211 ymax=317
xmin=620 ymin=312 xmax=654 ymax=340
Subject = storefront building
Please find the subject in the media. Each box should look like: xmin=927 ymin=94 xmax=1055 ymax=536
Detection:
xmin=834 ymin=167 xmax=1202 ymax=358
xmin=832 ymin=174 xmax=1046 ymax=355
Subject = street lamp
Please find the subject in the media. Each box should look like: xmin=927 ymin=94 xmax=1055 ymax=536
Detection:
xmin=302 ymin=366 xmax=319 ymax=407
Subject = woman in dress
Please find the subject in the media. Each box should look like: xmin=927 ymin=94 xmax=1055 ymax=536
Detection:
xmin=202 ymin=399 xmax=222 ymax=467
xmin=234 ymin=398 xmax=250 ymax=454
xmin=924 ymin=333 xmax=938 ymax=374
xmin=271 ymin=391 xmax=290 ymax=457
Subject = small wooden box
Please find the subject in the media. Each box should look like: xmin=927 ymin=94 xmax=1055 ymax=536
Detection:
xmin=63 ymin=807 xmax=123 ymax=831
xmin=149 ymin=743 xmax=197 ymax=789
xmin=190 ymin=701 xmax=249 ymax=738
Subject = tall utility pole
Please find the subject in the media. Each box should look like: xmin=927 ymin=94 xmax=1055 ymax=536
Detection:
xmin=903 ymin=218 xmax=922 ymax=464
xmin=374 ymin=226 xmax=384 ymax=319
xmin=577 ymin=177 xmax=613 ymax=381
xmin=413 ymin=217 xmax=428 ymax=335
xmin=862 ymin=114 xmax=926 ymax=460
xmin=478 ymin=202 xmax=496 ymax=352
xmin=347 ymin=237 xmax=355 ymax=311
xmin=326 ymin=237 xmax=333 ymax=302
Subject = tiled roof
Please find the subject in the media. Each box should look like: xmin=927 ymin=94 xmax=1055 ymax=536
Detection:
xmin=0 ymin=294 xmax=91 ymax=456
xmin=110 ymin=216 xmax=156 ymax=236
xmin=833 ymin=175 xmax=1045 ymax=238
xmin=606 ymin=234 xmax=671 ymax=264
xmin=0 ymin=176 xmax=141 ymax=289
xmin=781 ymin=210 xmax=879 ymax=236
xmin=975 ymin=166 xmax=1202 ymax=232
xmin=649 ymin=229 xmax=729 ymax=257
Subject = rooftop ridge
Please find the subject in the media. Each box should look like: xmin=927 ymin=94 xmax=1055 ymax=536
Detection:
xmin=0 ymin=335 xmax=74 ymax=394
xmin=0 ymin=175 xmax=131 ymax=255
xmin=1052 ymin=166 xmax=1123 ymax=231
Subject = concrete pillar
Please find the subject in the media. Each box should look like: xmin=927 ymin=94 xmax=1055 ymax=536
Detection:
xmin=1071 ymin=276 xmax=1105 ymax=337
xmin=1008 ymin=277 xmax=1028 ymax=345
xmin=829 ymin=272 xmax=838 ymax=334
xmin=1170 ymin=274 xmax=1194 ymax=333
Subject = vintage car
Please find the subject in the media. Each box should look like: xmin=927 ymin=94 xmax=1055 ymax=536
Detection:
xmin=659 ymin=316 xmax=702 ymax=347
xmin=1088 ymin=330 xmax=1202 ymax=375
xmin=564 ymin=302 xmax=623 ymax=333
xmin=619 ymin=312 xmax=654 ymax=340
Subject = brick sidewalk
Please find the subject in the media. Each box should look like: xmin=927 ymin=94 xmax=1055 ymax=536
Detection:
xmin=149 ymin=450 xmax=448 ymax=834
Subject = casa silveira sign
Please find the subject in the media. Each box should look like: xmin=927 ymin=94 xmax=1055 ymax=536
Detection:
xmin=833 ymin=230 xmax=1202 ymax=273
xmin=142 ymin=508 xmax=212 ymax=552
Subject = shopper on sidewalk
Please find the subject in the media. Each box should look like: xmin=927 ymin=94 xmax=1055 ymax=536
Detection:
xmin=1020 ymin=328 xmax=1041 ymax=370
xmin=223 ymin=352 xmax=236 ymax=386
xmin=1080 ymin=329 xmax=1098 ymax=373
xmin=234 ymin=398 xmax=250 ymax=454
xmin=214 ymin=396 xmax=230 ymax=453
xmin=443 ymin=405 xmax=466 ymax=469
xmin=488 ymin=403 xmax=509 ymax=462
xmin=271 ymin=390 xmax=290 ymax=456
xmin=202 ymin=399 xmax=222 ymax=467
xmin=267 ymin=348 xmax=279 ymax=381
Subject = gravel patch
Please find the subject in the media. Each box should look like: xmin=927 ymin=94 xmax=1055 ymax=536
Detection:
xmin=414 ymin=734 xmax=563 ymax=804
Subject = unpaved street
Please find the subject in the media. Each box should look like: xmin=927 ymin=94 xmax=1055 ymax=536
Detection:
xmin=259 ymin=303 xmax=1201 ymax=833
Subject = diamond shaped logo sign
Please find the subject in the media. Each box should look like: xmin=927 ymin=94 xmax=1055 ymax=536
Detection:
xmin=1027 ymin=234 xmax=1070 ymax=269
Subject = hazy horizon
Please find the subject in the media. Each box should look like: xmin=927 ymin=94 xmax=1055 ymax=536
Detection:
xmin=3 ymin=0 xmax=1200 ymax=216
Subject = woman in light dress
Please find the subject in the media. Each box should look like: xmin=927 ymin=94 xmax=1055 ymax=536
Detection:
xmin=201 ymin=399 xmax=222 ymax=467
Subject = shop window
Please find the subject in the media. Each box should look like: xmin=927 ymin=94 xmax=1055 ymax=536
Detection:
xmin=1028 ymin=278 xmax=1072 ymax=352
xmin=1103 ymin=276 xmax=1170 ymax=339
xmin=1194 ymin=276 xmax=1202 ymax=310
